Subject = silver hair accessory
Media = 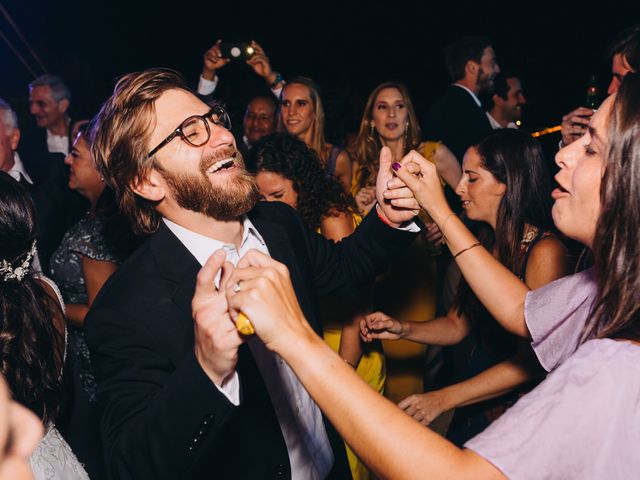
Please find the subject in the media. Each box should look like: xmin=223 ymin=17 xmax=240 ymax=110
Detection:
xmin=0 ymin=240 xmax=37 ymax=282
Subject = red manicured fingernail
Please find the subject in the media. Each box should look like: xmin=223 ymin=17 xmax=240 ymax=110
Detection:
xmin=392 ymin=162 xmax=401 ymax=172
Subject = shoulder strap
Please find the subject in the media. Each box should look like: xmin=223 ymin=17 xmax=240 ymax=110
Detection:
xmin=519 ymin=231 xmax=551 ymax=282
xmin=326 ymin=146 xmax=341 ymax=176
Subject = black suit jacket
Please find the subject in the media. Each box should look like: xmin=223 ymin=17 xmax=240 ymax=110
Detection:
xmin=421 ymin=84 xmax=493 ymax=162
xmin=18 ymin=127 xmax=73 ymax=184
xmin=85 ymin=202 xmax=418 ymax=480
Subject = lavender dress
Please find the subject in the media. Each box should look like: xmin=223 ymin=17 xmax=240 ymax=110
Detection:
xmin=465 ymin=268 xmax=640 ymax=478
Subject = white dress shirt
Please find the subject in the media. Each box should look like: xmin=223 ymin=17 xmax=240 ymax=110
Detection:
xmin=7 ymin=152 xmax=33 ymax=184
xmin=46 ymin=130 xmax=69 ymax=155
xmin=486 ymin=112 xmax=517 ymax=130
xmin=163 ymin=217 xmax=333 ymax=480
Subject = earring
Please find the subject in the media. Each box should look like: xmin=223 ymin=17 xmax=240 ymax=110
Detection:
xmin=370 ymin=122 xmax=375 ymax=136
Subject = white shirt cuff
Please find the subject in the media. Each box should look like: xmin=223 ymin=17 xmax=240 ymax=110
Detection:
xmin=198 ymin=75 xmax=219 ymax=96
xmin=271 ymin=83 xmax=284 ymax=99
xmin=214 ymin=370 xmax=240 ymax=405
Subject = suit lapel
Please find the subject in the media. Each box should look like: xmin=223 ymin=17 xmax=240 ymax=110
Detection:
xmin=150 ymin=223 xmax=201 ymax=320
xmin=248 ymin=210 xmax=322 ymax=336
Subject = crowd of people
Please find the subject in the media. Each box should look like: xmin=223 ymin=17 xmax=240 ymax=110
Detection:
xmin=0 ymin=24 xmax=638 ymax=480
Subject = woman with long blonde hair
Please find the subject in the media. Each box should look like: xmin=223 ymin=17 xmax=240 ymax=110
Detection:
xmin=279 ymin=77 xmax=352 ymax=191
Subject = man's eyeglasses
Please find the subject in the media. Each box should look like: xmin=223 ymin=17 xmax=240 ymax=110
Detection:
xmin=147 ymin=105 xmax=231 ymax=158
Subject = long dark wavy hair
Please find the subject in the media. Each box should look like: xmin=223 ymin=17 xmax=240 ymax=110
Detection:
xmin=354 ymin=81 xmax=422 ymax=190
xmin=590 ymin=73 xmax=640 ymax=342
xmin=249 ymin=133 xmax=356 ymax=230
xmin=456 ymin=130 xmax=554 ymax=350
xmin=0 ymin=172 xmax=65 ymax=425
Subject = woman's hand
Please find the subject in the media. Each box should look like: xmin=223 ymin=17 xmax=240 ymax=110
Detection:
xmin=398 ymin=390 xmax=451 ymax=427
xmin=354 ymin=186 xmax=376 ymax=215
xmin=226 ymin=249 xmax=314 ymax=352
xmin=384 ymin=150 xmax=451 ymax=222
xmin=360 ymin=311 xmax=405 ymax=342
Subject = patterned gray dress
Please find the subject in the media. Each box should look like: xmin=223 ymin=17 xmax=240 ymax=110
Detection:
xmin=50 ymin=215 xmax=120 ymax=403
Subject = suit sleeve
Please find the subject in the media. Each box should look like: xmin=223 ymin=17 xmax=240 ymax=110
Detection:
xmin=85 ymin=305 xmax=238 ymax=479
xmin=301 ymin=206 xmax=420 ymax=296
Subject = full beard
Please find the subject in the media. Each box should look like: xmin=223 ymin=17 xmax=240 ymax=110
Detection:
xmin=476 ymin=71 xmax=494 ymax=96
xmin=160 ymin=149 xmax=260 ymax=221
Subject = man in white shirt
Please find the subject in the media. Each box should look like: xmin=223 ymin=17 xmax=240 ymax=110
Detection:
xmin=485 ymin=73 xmax=526 ymax=130
xmin=85 ymin=68 xmax=420 ymax=480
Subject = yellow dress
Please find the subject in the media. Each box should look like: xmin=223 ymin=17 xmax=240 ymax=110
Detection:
xmin=319 ymin=213 xmax=385 ymax=480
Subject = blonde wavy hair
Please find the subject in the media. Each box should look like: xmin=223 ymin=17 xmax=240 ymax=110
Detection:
xmin=279 ymin=77 xmax=329 ymax=162
xmin=91 ymin=68 xmax=189 ymax=235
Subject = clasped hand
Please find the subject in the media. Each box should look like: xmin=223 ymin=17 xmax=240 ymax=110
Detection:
xmin=191 ymin=249 xmax=312 ymax=387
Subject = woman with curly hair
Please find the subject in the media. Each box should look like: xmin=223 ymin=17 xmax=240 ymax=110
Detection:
xmin=250 ymin=132 xmax=383 ymax=480
xmin=0 ymin=171 xmax=89 ymax=479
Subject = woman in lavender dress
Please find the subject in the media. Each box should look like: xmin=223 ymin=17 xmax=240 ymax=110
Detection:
xmin=213 ymin=74 xmax=640 ymax=479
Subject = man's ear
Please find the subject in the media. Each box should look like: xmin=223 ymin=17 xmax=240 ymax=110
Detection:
xmin=58 ymin=98 xmax=70 ymax=114
xmin=9 ymin=128 xmax=20 ymax=151
xmin=465 ymin=60 xmax=479 ymax=78
xmin=131 ymin=169 xmax=166 ymax=202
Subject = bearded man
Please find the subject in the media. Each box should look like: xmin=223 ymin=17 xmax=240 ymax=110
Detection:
xmin=421 ymin=36 xmax=500 ymax=162
xmin=84 ymin=69 xmax=421 ymax=480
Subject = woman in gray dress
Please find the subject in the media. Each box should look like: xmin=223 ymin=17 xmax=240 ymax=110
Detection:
xmin=49 ymin=126 xmax=132 ymax=480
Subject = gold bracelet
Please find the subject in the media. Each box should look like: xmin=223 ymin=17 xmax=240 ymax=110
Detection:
xmin=453 ymin=242 xmax=481 ymax=259
xmin=439 ymin=212 xmax=457 ymax=243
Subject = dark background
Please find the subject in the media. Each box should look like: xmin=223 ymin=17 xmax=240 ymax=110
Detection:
xmin=2 ymin=0 xmax=639 ymax=147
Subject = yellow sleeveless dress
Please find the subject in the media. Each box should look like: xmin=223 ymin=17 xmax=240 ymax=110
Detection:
xmin=319 ymin=212 xmax=385 ymax=480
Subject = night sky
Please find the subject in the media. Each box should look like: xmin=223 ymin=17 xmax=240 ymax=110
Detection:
xmin=2 ymin=0 xmax=639 ymax=146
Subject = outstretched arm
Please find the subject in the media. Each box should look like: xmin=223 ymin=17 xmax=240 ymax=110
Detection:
xmin=360 ymin=308 xmax=470 ymax=346
xmin=399 ymin=341 xmax=543 ymax=426
xmin=386 ymin=153 xmax=532 ymax=338
xmin=224 ymin=250 xmax=505 ymax=479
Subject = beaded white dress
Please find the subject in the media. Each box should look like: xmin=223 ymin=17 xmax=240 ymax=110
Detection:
xmin=28 ymin=276 xmax=90 ymax=480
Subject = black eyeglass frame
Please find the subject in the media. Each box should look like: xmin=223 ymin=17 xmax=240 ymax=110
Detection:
xmin=147 ymin=105 xmax=231 ymax=158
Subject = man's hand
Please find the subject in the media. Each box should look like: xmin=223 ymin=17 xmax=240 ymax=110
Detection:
xmin=560 ymin=106 xmax=593 ymax=146
xmin=226 ymin=250 xmax=314 ymax=353
xmin=192 ymin=250 xmax=243 ymax=386
xmin=375 ymin=147 xmax=420 ymax=227
xmin=202 ymin=40 xmax=230 ymax=80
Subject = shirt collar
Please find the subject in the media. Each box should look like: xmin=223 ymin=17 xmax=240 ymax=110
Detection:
xmin=162 ymin=215 xmax=265 ymax=267
xmin=7 ymin=152 xmax=33 ymax=184
xmin=453 ymin=83 xmax=482 ymax=107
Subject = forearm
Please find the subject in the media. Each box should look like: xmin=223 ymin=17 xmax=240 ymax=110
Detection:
xmin=277 ymin=329 xmax=496 ymax=479
xmin=65 ymin=303 xmax=89 ymax=327
xmin=400 ymin=315 xmax=468 ymax=346
xmin=431 ymin=210 xmax=530 ymax=339
xmin=439 ymin=355 xmax=540 ymax=409
xmin=339 ymin=316 xmax=363 ymax=366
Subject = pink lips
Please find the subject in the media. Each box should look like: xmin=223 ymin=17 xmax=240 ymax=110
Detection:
xmin=551 ymin=188 xmax=569 ymax=200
